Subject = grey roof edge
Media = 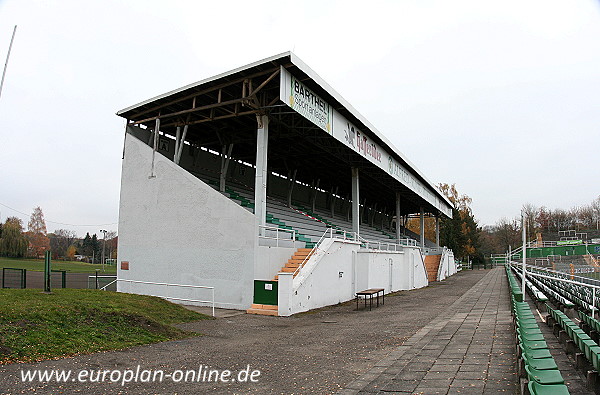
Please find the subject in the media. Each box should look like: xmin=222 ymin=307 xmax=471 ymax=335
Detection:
xmin=116 ymin=51 xmax=453 ymax=212
xmin=116 ymin=51 xmax=293 ymax=116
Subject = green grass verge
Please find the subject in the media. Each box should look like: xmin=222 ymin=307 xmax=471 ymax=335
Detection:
xmin=0 ymin=289 xmax=211 ymax=364
xmin=0 ymin=257 xmax=116 ymax=274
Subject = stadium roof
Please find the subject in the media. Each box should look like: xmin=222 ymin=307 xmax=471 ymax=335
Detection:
xmin=117 ymin=52 xmax=453 ymax=218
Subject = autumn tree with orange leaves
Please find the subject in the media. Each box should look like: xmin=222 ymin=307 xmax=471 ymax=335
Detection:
xmin=27 ymin=206 xmax=50 ymax=258
xmin=437 ymin=183 xmax=482 ymax=263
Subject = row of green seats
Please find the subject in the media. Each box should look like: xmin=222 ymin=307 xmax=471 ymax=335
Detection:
xmin=526 ymin=270 xmax=576 ymax=309
xmin=505 ymin=266 xmax=570 ymax=394
xmin=548 ymin=305 xmax=600 ymax=373
xmin=579 ymin=310 xmax=600 ymax=335
xmin=506 ymin=265 xmax=524 ymax=302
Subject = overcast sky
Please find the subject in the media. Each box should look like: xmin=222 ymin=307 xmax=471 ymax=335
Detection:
xmin=0 ymin=0 xmax=599 ymax=237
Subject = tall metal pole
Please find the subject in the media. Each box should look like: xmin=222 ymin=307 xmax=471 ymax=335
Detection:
xmin=100 ymin=229 xmax=107 ymax=272
xmin=522 ymin=211 xmax=527 ymax=299
xmin=0 ymin=25 xmax=17 ymax=101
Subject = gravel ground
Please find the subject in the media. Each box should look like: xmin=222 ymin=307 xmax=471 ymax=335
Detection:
xmin=0 ymin=269 xmax=489 ymax=394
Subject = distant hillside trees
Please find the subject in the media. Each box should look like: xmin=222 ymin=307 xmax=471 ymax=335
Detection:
xmin=480 ymin=195 xmax=600 ymax=255
xmin=49 ymin=229 xmax=78 ymax=259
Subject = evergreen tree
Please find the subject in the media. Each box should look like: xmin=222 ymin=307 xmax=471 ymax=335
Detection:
xmin=91 ymin=234 xmax=101 ymax=264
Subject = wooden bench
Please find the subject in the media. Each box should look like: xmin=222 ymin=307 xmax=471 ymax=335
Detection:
xmin=356 ymin=288 xmax=385 ymax=310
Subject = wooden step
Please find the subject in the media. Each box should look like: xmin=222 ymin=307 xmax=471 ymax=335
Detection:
xmin=288 ymin=258 xmax=307 ymax=264
xmin=250 ymin=304 xmax=277 ymax=310
xmin=293 ymin=252 xmax=312 ymax=257
xmin=285 ymin=263 xmax=300 ymax=268
xmin=246 ymin=307 xmax=278 ymax=316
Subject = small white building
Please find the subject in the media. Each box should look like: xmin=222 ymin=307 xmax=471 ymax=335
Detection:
xmin=116 ymin=53 xmax=456 ymax=316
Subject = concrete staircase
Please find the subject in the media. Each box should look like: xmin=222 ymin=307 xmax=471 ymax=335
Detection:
xmin=424 ymin=255 xmax=441 ymax=282
xmin=247 ymin=248 xmax=314 ymax=317
xmin=273 ymin=248 xmax=314 ymax=281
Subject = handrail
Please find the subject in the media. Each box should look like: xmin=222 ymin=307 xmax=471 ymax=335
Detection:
xmin=292 ymin=228 xmax=339 ymax=277
xmin=258 ymin=225 xmax=296 ymax=246
xmin=289 ymin=228 xmax=420 ymax=279
xmin=99 ymin=278 xmax=118 ymax=290
xmin=106 ymin=279 xmax=216 ymax=317
xmin=510 ymin=261 xmax=600 ymax=288
xmin=357 ymin=233 xmax=417 ymax=251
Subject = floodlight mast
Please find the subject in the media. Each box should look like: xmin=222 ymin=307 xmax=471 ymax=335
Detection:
xmin=522 ymin=211 xmax=527 ymax=300
xmin=0 ymin=25 xmax=17 ymax=101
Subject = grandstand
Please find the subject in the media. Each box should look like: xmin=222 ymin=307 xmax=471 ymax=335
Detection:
xmin=115 ymin=52 xmax=456 ymax=316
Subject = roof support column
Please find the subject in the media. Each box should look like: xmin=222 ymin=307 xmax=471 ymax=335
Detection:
xmin=370 ymin=203 xmax=377 ymax=227
xmin=435 ymin=215 xmax=440 ymax=247
xmin=254 ymin=114 xmax=269 ymax=235
xmin=351 ymin=167 xmax=360 ymax=236
xmin=395 ymin=192 xmax=402 ymax=244
xmin=311 ymin=179 xmax=320 ymax=213
xmin=174 ymin=125 xmax=188 ymax=165
xmin=150 ymin=118 xmax=160 ymax=178
xmin=287 ymin=169 xmax=297 ymax=207
xmin=420 ymin=207 xmax=425 ymax=249
xmin=330 ymin=186 xmax=338 ymax=218
xmin=220 ymin=144 xmax=234 ymax=192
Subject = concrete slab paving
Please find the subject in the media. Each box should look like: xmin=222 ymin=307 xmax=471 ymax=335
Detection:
xmin=341 ymin=267 xmax=518 ymax=395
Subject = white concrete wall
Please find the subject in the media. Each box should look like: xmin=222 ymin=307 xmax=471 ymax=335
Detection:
xmin=279 ymin=240 xmax=429 ymax=316
xmin=436 ymin=249 xmax=457 ymax=281
xmin=117 ymin=133 xmax=257 ymax=309
xmin=255 ymin=246 xmax=297 ymax=280
xmin=356 ymin=247 xmax=428 ymax=293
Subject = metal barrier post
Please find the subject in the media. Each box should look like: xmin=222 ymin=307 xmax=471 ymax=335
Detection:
xmin=44 ymin=251 xmax=51 ymax=292
xmin=2 ymin=268 xmax=5 ymax=288
xmin=22 ymin=268 xmax=26 ymax=289
xmin=95 ymin=270 xmax=99 ymax=289
xmin=593 ymin=287 xmax=597 ymax=319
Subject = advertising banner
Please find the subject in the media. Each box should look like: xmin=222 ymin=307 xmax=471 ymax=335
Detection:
xmin=280 ymin=67 xmax=451 ymax=217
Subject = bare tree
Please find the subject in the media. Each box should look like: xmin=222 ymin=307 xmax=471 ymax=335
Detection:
xmin=49 ymin=229 xmax=78 ymax=259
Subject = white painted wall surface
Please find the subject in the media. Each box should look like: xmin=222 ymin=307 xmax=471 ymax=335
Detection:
xmin=356 ymin=247 xmax=428 ymax=293
xmin=279 ymin=241 xmax=429 ymax=316
xmin=255 ymin=246 xmax=297 ymax=280
xmin=117 ymin=134 xmax=257 ymax=309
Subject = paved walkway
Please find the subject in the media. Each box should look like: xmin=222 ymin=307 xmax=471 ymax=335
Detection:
xmin=340 ymin=267 xmax=517 ymax=394
xmin=0 ymin=268 xmax=518 ymax=394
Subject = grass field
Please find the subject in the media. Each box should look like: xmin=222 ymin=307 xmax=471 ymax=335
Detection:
xmin=0 ymin=289 xmax=211 ymax=364
xmin=0 ymin=257 xmax=116 ymax=274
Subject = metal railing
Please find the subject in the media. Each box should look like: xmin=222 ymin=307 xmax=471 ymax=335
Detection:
xmin=510 ymin=261 xmax=600 ymax=315
xmin=101 ymin=279 xmax=215 ymax=317
xmin=290 ymin=228 xmax=420 ymax=279
xmin=359 ymin=236 xmax=417 ymax=251
xmin=291 ymin=228 xmax=359 ymax=278
xmin=258 ymin=225 xmax=296 ymax=246
xmin=88 ymin=274 xmax=117 ymax=290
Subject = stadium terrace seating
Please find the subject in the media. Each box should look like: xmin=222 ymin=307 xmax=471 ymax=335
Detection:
xmin=202 ymin=177 xmax=425 ymax=249
xmin=547 ymin=305 xmax=600 ymax=390
xmin=505 ymin=265 xmax=570 ymax=394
